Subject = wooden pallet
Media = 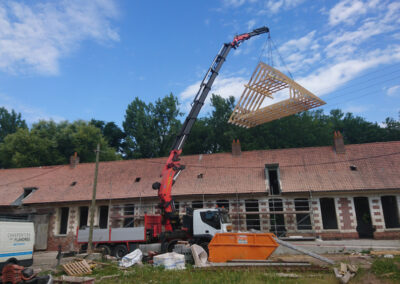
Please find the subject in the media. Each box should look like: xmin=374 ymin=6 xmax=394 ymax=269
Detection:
xmin=228 ymin=62 xmax=326 ymax=128
xmin=62 ymin=260 xmax=92 ymax=276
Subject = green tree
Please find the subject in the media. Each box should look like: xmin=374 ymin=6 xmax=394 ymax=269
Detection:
xmin=0 ymin=107 xmax=27 ymax=143
xmin=0 ymin=120 xmax=119 ymax=168
xmin=90 ymin=119 xmax=125 ymax=152
xmin=123 ymin=93 xmax=181 ymax=158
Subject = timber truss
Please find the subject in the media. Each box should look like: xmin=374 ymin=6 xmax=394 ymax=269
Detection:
xmin=228 ymin=62 xmax=326 ymax=128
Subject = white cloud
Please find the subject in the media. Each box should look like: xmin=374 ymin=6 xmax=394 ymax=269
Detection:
xmin=180 ymin=76 xmax=247 ymax=102
xmin=247 ymin=19 xmax=256 ymax=30
xmin=0 ymin=0 xmax=119 ymax=75
xmin=329 ymin=0 xmax=379 ymax=26
xmin=274 ymin=31 xmax=320 ymax=72
xmin=0 ymin=93 xmax=65 ymax=124
xmin=222 ymin=0 xmax=247 ymax=8
xmin=298 ymin=46 xmax=400 ymax=96
xmin=266 ymin=0 xmax=304 ymax=14
xmin=387 ymin=85 xmax=400 ymax=96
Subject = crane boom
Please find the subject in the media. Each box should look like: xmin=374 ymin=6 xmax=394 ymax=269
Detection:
xmin=152 ymin=26 xmax=269 ymax=231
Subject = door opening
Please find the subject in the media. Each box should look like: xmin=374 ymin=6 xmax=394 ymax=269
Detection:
xmin=354 ymin=197 xmax=374 ymax=238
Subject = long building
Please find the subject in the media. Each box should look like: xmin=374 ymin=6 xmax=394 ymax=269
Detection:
xmin=0 ymin=134 xmax=399 ymax=251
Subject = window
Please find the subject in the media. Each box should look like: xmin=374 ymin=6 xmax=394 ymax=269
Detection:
xmin=123 ymin=204 xmax=135 ymax=227
xmin=217 ymin=200 xmax=229 ymax=211
xmin=245 ymin=199 xmax=260 ymax=231
xmin=269 ymin=199 xmax=286 ymax=236
xmin=174 ymin=201 xmax=180 ymax=212
xmin=79 ymin=207 xmax=89 ymax=228
xmin=320 ymin=198 xmax=338 ymax=230
xmin=192 ymin=200 xmax=203 ymax=209
xmin=23 ymin=187 xmax=37 ymax=198
xmin=265 ymin=164 xmax=281 ymax=195
xmin=200 ymin=211 xmax=221 ymax=230
xmin=98 ymin=206 xmax=109 ymax=229
xmin=381 ymin=196 xmax=400 ymax=229
xmin=294 ymin=198 xmax=312 ymax=230
xmin=59 ymin=207 xmax=69 ymax=235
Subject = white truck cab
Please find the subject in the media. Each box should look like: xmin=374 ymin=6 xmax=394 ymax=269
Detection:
xmin=193 ymin=208 xmax=232 ymax=236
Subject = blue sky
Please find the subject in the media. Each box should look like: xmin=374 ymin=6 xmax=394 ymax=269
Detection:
xmin=0 ymin=0 xmax=399 ymax=127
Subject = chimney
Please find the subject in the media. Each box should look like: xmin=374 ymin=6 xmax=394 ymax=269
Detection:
xmin=70 ymin=152 xmax=80 ymax=168
xmin=333 ymin=131 xmax=345 ymax=154
xmin=232 ymin=139 xmax=241 ymax=156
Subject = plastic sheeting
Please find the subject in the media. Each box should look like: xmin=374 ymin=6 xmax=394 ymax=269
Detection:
xmin=153 ymin=252 xmax=185 ymax=270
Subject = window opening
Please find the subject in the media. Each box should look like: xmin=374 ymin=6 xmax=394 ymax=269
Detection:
xmin=265 ymin=164 xmax=281 ymax=195
xmin=217 ymin=200 xmax=230 ymax=211
xmin=269 ymin=198 xmax=286 ymax=236
xmin=99 ymin=206 xmax=109 ymax=229
xmin=192 ymin=200 xmax=203 ymax=209
xmin=245 ymin=199 xmax=260 ymax=231
xmin=294 ymin=198 xmax=312 ymax=230
xmin=174 ymin=201 xmax=180 ymax=212
xmin=320 ymin=198 xmax=338 ymax=230
xmin=135 ymin=177 xmax=141 ymax=182
xmin=349 ymin=165 xmax=357 ymax=171
xmin=79 ymin=206 xmax=88 ymax=228
xmin=23 ymin=187 xmax=37 ymax=198
xmin=59 ymin=207 xmax=69 ymax=234
xmin=381 ymin=196 xmax=400 ymax=229
xmin=123 ymin=204 xmax=135 ymax=227
xmin=200 ymin=211 xmax=221 ymax=230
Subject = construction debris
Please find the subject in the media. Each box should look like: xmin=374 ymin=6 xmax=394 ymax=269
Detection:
xmin=333 ymin=263 xmax=358 ymax=284
xmin=370 ymin=250 xmax=400 ymax=256
xmin=62 ymin=260 xmax=92 ymax=276
xmin=228 ymin=62 xmax=325 ymax=128
xmin=274 ymin=237 xmax=335 ymax=265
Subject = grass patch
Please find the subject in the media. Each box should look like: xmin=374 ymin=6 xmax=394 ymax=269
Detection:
xmin=96 ymin=265 xmax=336 ymax=284
xmin=371 ymin=256 xmax=400 ymax=280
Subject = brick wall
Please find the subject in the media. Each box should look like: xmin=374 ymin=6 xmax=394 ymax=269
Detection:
xmin=337 ymin=197 xmax=356 ymax=232
xmin=47 ymin=207 xmax=78 ymax=251
xmin=369 ymin=197 xmax=385 ymax=233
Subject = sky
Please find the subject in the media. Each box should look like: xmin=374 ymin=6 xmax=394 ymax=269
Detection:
xmin=0 ymin=0 xmax=399 ymax=127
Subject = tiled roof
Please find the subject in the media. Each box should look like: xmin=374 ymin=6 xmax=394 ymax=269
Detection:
xmin=0 ymin=141 xmax=399 ymax=205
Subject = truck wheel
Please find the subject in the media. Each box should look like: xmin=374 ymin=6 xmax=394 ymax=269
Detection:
xmin=112 ymin=244 xmax=128 ymax=259
xmin=97 ymin=244 xmax=111 ymax=255
xmin=167 ymin=240 xmax=178 ymax=252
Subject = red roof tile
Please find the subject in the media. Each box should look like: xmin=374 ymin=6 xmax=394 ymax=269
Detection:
xmin=0 ymin=141 xmax=399 ymax=205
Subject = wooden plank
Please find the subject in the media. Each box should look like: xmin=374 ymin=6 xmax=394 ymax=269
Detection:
xmin=370 ymin=250 xmax=400 ymax=256
xmin=62 ymin=260 xmax=92 ymax=276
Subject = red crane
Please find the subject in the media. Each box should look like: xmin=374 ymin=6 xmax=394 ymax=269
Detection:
xmin=152 ymin=26 xmax=270 ymax=232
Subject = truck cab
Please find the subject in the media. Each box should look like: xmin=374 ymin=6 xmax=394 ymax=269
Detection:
xmin=193 ymin=208 xmax=232 ymax=237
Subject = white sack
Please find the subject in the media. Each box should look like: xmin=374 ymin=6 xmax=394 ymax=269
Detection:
xmin=119 ymin=249 xmax=143 ymax=267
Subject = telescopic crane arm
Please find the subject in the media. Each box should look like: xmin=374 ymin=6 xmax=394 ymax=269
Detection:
xmin=152 ymin=26 xmax=269 ymax=231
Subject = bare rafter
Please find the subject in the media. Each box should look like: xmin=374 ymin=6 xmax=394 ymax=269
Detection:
xmin=228 ymin=62 xmax=326 ymax=128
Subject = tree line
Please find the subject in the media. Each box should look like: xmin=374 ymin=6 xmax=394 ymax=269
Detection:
xmin=0 ymin=93 xmax=399 ymax=168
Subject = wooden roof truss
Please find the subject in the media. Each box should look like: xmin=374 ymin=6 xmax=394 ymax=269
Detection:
xmin=228 ymin=62 xmax=326 ymax=128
